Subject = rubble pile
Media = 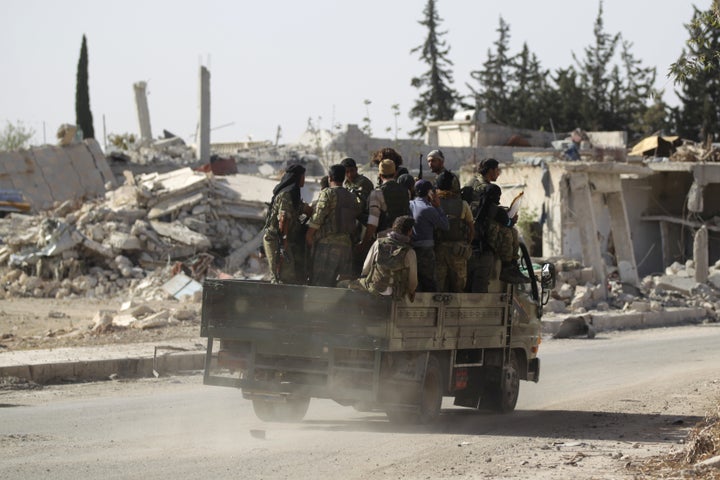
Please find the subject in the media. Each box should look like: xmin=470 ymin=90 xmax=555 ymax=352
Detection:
xmin=671 ymin=143 xmax=720 ymax=163
xmin=107 ymin=133 xmax=197 ymax=167
xmin=547 ymin=259 xmax=720 ymax=321
xmin=91 ymin=299 xmax=200 ymax=333
xmin=0 ymin=167 xmax=272 ymax=302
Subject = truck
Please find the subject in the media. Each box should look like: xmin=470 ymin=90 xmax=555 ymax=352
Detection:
xmin=200 ymin=245 xmax=555 ymax=424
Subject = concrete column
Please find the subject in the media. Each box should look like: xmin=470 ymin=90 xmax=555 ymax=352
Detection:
xmin=659 ymin=221 xmax=673 ymax=268
xmin=606 ymin=191 xmax=639 ymax=284
xmin=569 ymin=172 xmax=607 ymax=297
xmin=198 ymin=66 xmax=211 ymax=163
xmin=694 ymin=225 xmax=709 ymax=283
xmin=133 ymin=81 xmax=152 ymax=141
xmin=687 ymin=180 xmax=704 ymax=213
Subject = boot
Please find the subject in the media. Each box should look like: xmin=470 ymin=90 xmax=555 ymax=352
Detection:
xmin=499 ymin=261 xmax=530 ymax=284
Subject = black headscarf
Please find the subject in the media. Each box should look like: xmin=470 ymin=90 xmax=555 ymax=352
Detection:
xmin=272 ymin=164 xmax=305 ymax=208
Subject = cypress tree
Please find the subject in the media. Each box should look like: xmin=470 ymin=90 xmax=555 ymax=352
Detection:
xmin=469 ymin=17 xmax=513 ymax=125
xmin=75 ymin=34 xmax=95 ymax=139
xmin=409 ymin=0 xmax=459 ymax=137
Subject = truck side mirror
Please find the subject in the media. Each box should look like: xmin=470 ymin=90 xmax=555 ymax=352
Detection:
xmin=541 ymin=263 xmax=556 ymax=290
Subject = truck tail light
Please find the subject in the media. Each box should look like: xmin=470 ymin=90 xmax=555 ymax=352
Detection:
xmin=454 ymin=367 xmax=468 ymax=390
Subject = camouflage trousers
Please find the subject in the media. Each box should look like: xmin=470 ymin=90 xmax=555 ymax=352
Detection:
xmin=466 ymin=249 xmax=496 ymax=293
xmin=484 ymin=221 xmax=520 ymax=263
xmin=414 ymin=246 xmax=437 ymax=292
xmin=310 ymin=240 xmax=353 ymax=287
xmin=435 ymin=242 xmax=471 ymax=293
xmin=263 ymin=232 xmax=306 ymax=285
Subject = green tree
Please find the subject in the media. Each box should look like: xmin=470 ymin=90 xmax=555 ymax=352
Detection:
xmin=409 ymin=0 xmax=459 ymax=137
xmin=572 ymin=1 xmax=620 ymax=131
xmin=469 ymin=17 xmax=513 ymax=125
xmin=75 ymin=34 xmax=95 ymax=139
xmin=546 ymin=67 xmax=586 ymax=133
xmin=617 ymin=40 xmax=660 ymax=140
xmin=507 ymin=43 xmax=551 ymax=130
xmin=669 ymin=0 xmax=720 ymax=82
xmin=674 ymin=3 xmax=720 ymax=142
xmin=0 ymin=121 xmax=35 ymax=151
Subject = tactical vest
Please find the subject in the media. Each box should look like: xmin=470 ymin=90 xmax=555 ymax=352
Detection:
xmin=334 ymin=187 xmax=359 ymax=236
xmin=364 ymin=236 xmax=410 ymax=299
xmin=378 ymin=181 xmax=410 ymax=231
xmin=466 ymin=177 xmax=491 ymax=219
xmin=436 ymin=196 xmax=466 ymax=242
xmin=465 ymin=177 xmax=492 ymax=246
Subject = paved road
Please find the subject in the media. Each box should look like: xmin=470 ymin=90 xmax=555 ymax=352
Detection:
xmin=1 ymin=324 xmax=719 ymax=479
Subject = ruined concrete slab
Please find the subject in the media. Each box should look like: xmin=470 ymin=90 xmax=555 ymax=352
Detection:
xmin=150 ymin=220 xmax=211 ymax=248
xmin=148 ymin=191 xmax=206 ymax=219
xmin=654 ymin=275 xmax=698 ymax=295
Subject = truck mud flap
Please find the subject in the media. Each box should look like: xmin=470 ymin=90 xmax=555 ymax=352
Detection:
xmin=527 ymin=357 xmax=540 ymax=383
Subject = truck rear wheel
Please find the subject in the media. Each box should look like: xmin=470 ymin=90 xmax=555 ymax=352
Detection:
xmin=386 ymin=355 xmax=443 ymax=424
xmin=488 ymin=353 xmax=520 ymax=413
xmin=252 ymin=397 xmax=310 ymax=422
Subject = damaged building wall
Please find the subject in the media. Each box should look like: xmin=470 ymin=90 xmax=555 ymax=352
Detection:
xmin=494 ymin=161 xmax=647 ymax=288
xmin=622 ymin=163 xmax=720 ymax=276
xmin=0 ymin=139 xmax=116 ymax=211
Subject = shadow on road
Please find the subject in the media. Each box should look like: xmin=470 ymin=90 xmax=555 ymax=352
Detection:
xmin=300 ymin=408 xmax=701 ymax=444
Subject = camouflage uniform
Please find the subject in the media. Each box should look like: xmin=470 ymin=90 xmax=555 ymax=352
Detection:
xmin=465 ymin=174 xmax=520 ymax=291
xmin=307 ymin=186 xmax=361 ymax=287
xmin=344 ymin=173 xmax=375 ymax=220
xmin=345 ymin=173 xmax=375 ymax=275
xmin=263 ymin=190 xmax=308 ymax=284
xmin=356 ymin=234 xmax=417 ymax=299
xmin=435 ymin=193 xmax=473 ymax=292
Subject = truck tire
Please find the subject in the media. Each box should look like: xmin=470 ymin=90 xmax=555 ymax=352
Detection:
xmin=385 ymin=355 xmax=443 ymax=424
xmin=252 ymin=397 xmax=310 ymax=422
xmin=488 ymin=353 xmax=520 ymax=413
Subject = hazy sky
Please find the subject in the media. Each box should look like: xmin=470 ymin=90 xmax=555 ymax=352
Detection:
xmin=1 ymin=0 xmax=709 ymax=147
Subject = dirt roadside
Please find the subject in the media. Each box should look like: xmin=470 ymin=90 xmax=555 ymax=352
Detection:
xmin=0 ymin=296 xmax=200 ymax=351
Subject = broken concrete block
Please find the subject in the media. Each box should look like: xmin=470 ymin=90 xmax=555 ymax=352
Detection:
xmin=150 ymin=220 xmax=211 ymax=249
xmin=545 ymin=299 xmax=567 ymax=314
xmin=132 ymin=310 xmax=170 ymax=329
xmin=655 ymin=275 xmax=698 ymax=296
xmin=556 ymin=283 xmax=574 ymax=300
xmin=72 ymin=275 xmax=98 ymax=292
xmin=665 ymin=261 xmax=684 ymax=275
xmin=171 ymin=308 xmax=197 ymax=321
xmin=708 ymin=271 xmax=720 ymax=290
xmin=129 ymin=304 xmax=155 ymax=318
xmin=112 ymin=313 xmax=138 ymax=328
xmin=92 ymin=310 xmax=117 ymax=333
xmin=107 ymin=231 xmax=142 ymax=251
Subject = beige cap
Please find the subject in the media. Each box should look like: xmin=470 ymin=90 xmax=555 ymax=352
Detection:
xmin=379 ymin=159 xmax=396 ymax=176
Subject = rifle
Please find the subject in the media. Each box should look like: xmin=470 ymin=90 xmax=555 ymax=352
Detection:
xmin=418 ymin=153 xmax=423 ymax=179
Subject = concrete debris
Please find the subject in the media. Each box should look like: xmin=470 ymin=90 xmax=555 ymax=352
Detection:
xmin=0 ymin=167 xmax=276 ymax=305
xmin=549 ymin=257 xmax=720 ymax=336
xmin=90 ymin=304 xmax=199 ymax=332
xmin=670 ymin=143 xmax=720 ymax=163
